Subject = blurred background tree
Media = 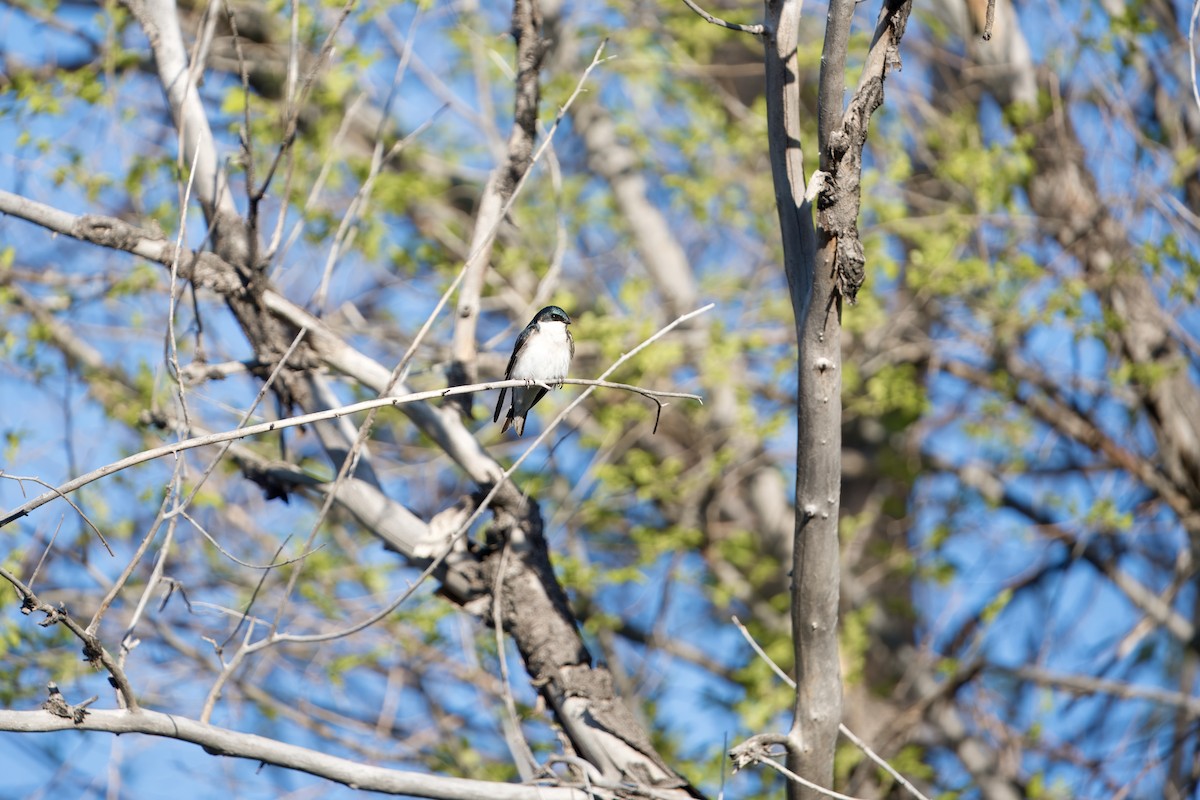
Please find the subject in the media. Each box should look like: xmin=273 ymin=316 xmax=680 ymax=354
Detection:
xmin=0 ymin=0 xmax=1197 ymax=798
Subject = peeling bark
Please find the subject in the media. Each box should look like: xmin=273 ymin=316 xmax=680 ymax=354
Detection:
xmin=476 ymin=499 xmax=702 ymax=795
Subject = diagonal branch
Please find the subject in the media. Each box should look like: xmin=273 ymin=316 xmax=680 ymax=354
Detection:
xmin=931 ymin=453 xmax=1198 ymax=648
xmin=120 ymin=0 xmax=248 ymax=264
xmin=943 ymin=357 xmax=1200 ymax=535
xmin=732 ymin=616 xmax=933 ymax=800
xmin=0 ymin=189 xmax=240 ymax=292
xmin=0 ymin=568 xmax=139 ymax=711
xmin=994 ymin=663 xmax=1200 ymax=718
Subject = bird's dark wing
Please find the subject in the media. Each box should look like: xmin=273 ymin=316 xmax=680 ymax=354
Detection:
xmin=494 ymin=323 xmax=534 ymax=423
xmin=493 ymin=386 xmax=507 ymax=423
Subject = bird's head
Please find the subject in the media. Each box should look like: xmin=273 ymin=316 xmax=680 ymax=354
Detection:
xmin=533 ymin=306 xmax=571 ymax=326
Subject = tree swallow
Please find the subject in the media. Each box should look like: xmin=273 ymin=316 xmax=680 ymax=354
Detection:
xmin=494 ymin=305 xmax=574 ymax=437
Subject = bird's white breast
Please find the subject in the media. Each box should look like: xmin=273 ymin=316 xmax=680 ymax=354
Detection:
xmin=511 ymin=320 xmax=572 ymax=382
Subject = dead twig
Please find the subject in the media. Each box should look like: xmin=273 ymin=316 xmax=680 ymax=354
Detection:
xmin=0 ymin=567 xmax=139 ymax=710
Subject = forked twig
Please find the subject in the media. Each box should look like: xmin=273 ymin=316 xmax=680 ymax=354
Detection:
xmin=731 ymin=616 xmax=932 ymax=800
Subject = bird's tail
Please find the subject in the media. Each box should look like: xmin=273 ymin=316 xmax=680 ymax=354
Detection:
xmin=501 ymin=411 xmax=525 ymax=437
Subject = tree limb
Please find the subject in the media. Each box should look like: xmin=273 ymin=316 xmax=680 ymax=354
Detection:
xmin=0 ymin=707 xmax=602 ymax=800
xmin=756 ymin=2 xmax=912 ymax=797
xmin=0 ymin=568 xmax=139 ymax=711
xmin=120 ymin=0 xmax=248 ymax=264
xmin=0 ymin=377 xmax=702 ymax=528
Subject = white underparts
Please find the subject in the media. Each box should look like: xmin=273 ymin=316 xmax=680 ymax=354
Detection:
xmin=510 ymin=320 xmax=571 ymax=384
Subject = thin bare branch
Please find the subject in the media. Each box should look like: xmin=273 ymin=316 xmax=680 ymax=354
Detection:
xmin=402 ymin=38 xmax=612 ymax=386
xmin=752 ymin=755 xmax=870 ymax=800
xmin=0 ymin=708 xmax=599 ymax=799
xmin=679 ymin=0 xmax=764 ymax=35
xmin=118 ymin=518 xmax=178 ymax=667
xmin=493 ymin=541 xmax=539 ymax=779
xmin=0 ymin=567 xmax=139 ymax=711
xmin=1191 ymin=0 xmax=1200 ymax=118
xmin=942 ymin=357 xmax=1200 ymax=535
xmin=180 ymin=510 xmax=323 ymax=570
xmin=732 ymin=617 xmax=933 ymax=800
xmin=997 ymin=663 xmax=1200 ymax=719
xmin=28 ymin=517 xmax=64 ymax=590
xmin=176 ymin=326 xmax=310 ymax=512
xmin=200 ymin=535 xmax=293 ymax=723
xmin=313 ymin=11 xmax=422 ymax=310
xmin=259 ymin=0 xmax=359 ymax=202
xmin=0 ymin=472 xmax=111 ymax=555
xmin=86 ymin=492 xmax=172 ymax=636
xmin=165 ymin=134 xmax=204 ymax=433
xmin=0 ymin=377 xmax=700 ymax=528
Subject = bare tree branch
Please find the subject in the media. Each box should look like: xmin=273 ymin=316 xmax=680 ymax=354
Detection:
xmin=983 ymin=0 xmax=997 ymax=40
xmin=679 ymin=0 xmax=765 ymax=36
xmin=0 ymin=377 xmax=701 ymax=528
xmin=933 ymin=453 xmax=1198 ymax=648
xmin=819 ymin=0 xmax=912 ymax=302
xmin=0 ymin=707 xmax=603 ymax=800
xmin=119 ymin=0 xmax=248 ymax=264
xmin=0 ymin=568 xmax=139 ymax=711
xmin=0 ymin=188 xmax=240 ymax=292
xmin=763 ymin=0 xmax=840 ymax=794
xmin=995 ymin=663 xmax=1200 ymax=718
xmin=732 ymin=616 xmax=934 ymax=800
xmin=943 ymin=358 xmax=1200 ymax=536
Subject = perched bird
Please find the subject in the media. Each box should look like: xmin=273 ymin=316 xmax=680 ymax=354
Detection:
xmin=494 ymin=305 xmax=574 ymax=436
